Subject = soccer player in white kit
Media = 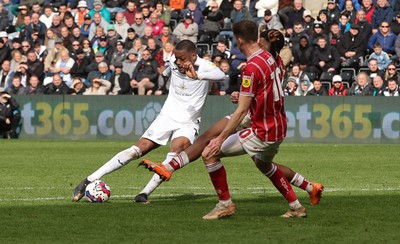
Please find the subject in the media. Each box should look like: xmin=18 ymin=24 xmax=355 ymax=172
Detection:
xmin=72 ymin=40 xmax=225 ymax=202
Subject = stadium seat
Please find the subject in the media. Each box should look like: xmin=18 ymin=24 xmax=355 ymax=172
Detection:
xmin=301 ymin=71 xmax=317 ymax=82
xmin=340 ymin=68 xmax=356 ymax=85
xmin=359 ymin=67 xmax=369 ymax=74
xmin=321 ymin=81 xmax=331 ymax=91
xmin=196 ymin=43 xmax=210 ymax=57
xmin=320 ymin=71 xmax=335 ymax=82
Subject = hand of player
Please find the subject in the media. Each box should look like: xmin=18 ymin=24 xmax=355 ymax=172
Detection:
xmin=267 ymin=29 xmax=281 ymax=44
xmin=5 ymin=118 xmax=11 ymax=124
xmin=230 ymin=91 xmax=239 ymax=104
xmin=204 ymin=137 xmax=224 ymax=159
xmin=184 ymin=61 xmax=198 ymax=80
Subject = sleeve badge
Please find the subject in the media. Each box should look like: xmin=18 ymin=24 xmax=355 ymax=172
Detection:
xmin=242 ymin=75 xmax=252 ymax=88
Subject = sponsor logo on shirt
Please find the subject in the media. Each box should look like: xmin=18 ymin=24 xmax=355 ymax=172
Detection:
xmin=242 ymin=75 xmax=252 ymax=88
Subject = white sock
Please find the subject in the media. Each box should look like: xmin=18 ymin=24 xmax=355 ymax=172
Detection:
xmin=164 ymin=151 xmax=190 ymax=172
xmin=87 ymin=145 xmax=141 ymax=182
xmin=140 ymin=152 xmax=177 ymax=195
xmin=290 ymin=173 xmax=313 ymax=193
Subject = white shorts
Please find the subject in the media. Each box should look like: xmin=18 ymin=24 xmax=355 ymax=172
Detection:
xmin=142 ymin=113 xmax=200 ymax=146
xmin=221 ymin=128 xmax=282 ymax=162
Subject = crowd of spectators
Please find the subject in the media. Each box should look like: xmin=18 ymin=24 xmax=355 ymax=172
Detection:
xmin=0 ymin=0 xmax=399 ymax=96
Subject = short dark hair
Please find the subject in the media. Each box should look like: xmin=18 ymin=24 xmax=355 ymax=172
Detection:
xmin=233 ymin=20 xmax=258 ymax=43
xmin=175 ymin=40 xmax=196 ymax=53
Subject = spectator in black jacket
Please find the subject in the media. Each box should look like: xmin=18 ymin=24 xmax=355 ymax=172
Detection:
xmin=0 ymin=91 xmax=21 ymax=139
xmin=44 ymin=73 xmax=70 ymax=95
xmin=348 ymin=72 xmax=374 ymax=96
xmin=311 ymin=36 xmax=341 ymax=76
xmin=26 ymin=49 xmax=45 ymax=82
xmin=292 ymin=35 xmax=314 ymax=71
xmin=0 ymin=38 xmax=10 ymax=65
xmin=337 ymin=23 xmax=366 ymax=70
xmin=70 ymin=48 xmax=90 ymax=84
xmin=130 ymin=49 xmax=159 ymax=95
xmin=24 ymin=75 xmax=45 ymax=95
xmin=25 ymin=12 xmax=47 ymax=42
xmin=307 ymin=79 xmax=328 ymax=96
xmin=109 ymin=62 xmax=132 ymax=95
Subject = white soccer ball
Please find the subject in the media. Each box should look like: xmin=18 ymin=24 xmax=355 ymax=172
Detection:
xmin=85 ymin=180 xmax=111 ymax=203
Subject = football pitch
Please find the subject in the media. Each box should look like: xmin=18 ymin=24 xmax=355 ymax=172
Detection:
xmin=1 ymin=140 xmax=399 ymax=243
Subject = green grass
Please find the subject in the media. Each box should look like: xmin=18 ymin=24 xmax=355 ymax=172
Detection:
xmin=0 ymin=140 xmax=399 ymax=243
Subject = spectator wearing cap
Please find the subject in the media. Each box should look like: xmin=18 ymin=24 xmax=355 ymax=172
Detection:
xmin=122 ymin=49 xmax=139 ymax=78
xmin=355 ymin=9 xmax=372 ymax=40
xmin=106 ymin=24 xmax=122 ymax=47
xmin=147 ymin=12 xmax=165 ymax=37
xmin=89 ymin=0 xmax=111 ymax=23
xmin=97 ymin=35 xmax=115 ymax=62
xmin=0 ymin=91 xmax=21 ymax=139
xmin=44 ymin=37 xmax=67 ymax=75
xmin=361 ymin=0 xmax=375 ymax=24
xmin=372 ymin=0 xmax=394 ymax=34
xmin=310 ymin=21 xmax=328 ymax=46
xmin=338 ymin=13 xmax=351 ymax=34
xmin=74 ymin=1 xmax=90 ymax=26
xmin=368 ymin=21 xmax=397 ymax=57
xmin=301 ymin=9 xmax=315 ymax=34
xmin=285 ymin=0 xmax=305 ymax=36
xmin=88 ymin=12 xmax=109 ymax=41
xmin=173 ymin=12 xmax=198 ymax=44
xmin=80 ymin=14 xmax=92 ymax=38
xmin=132 ymin=12 xmax=147 ymax=38
xmin=295 ymin=74 xmax=314 ymax=96
xmin=124 ymin=27 xmax=138 ymax=50
xmin=181 ymin=0 xmax=203 ymax=29
xmin=70 ymin=48 xmax=90 ymax=83
xmin=283 ymin=76 xmax=299 ymax=96
xmin=110 ymin=40 xmax=127 ymax=69
xmin=337 ymin=23 xmax=365 ymax=70
xmin=325 ymin=0 xmax=341 ymax=24
xmin=258 ymin=9 xmax=283 ymax=34
xmin=156 ymin=25 xmax=178 ymax=46
xmin=114 ymin=12 xmax=130 ymax=41
xmin=85 ymin=50 xmax=107 ymax=74
xmin=340 ymin=0 xmax=357 ymax=23
xmin=317 ymin=9 xmax=330 ymax=28
xmin=109 ymin=62 xmax=131 ymax=95
xmin=329 ymin=74 xmax=348 ymax=96
xmin=25 ymin=12 xmax=47 ymax=43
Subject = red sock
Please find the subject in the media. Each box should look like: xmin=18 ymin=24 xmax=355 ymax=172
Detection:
xmin=168 ymin=158 xmax=181 ymax=171
xmin=206 ymin=161 xmax=230 ymax=201
xmin=267 ymin=164 xmax=298 ymax=203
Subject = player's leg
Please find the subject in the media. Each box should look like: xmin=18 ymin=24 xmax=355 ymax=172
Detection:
xmin=275 ymin=163 xmax=324 ymax=205
xmin=134 ymin=136 xmax=191 ymax=203
xmin=201 ymin=132 xmax=247 ymax=220
xmin=72 ymin=138 xmax=157 ymax=202
xmin=140 ymin=117 xmax=230 ymax=180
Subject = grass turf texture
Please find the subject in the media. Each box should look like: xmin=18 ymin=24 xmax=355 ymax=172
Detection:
xmin=0 ymin=140 xmax=399 ymax=243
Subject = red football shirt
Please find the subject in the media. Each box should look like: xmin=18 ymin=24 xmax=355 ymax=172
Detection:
xmin=239 ymin=49 xmax=287 ymax=142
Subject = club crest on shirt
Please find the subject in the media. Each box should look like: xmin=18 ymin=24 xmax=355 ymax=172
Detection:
xmin=242 ymin=75 xmax=252 ymax=88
